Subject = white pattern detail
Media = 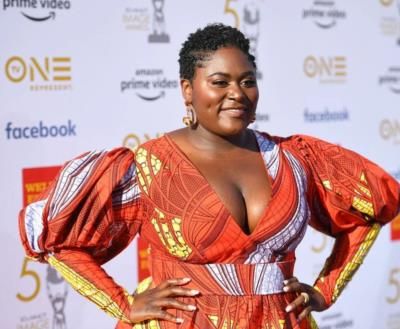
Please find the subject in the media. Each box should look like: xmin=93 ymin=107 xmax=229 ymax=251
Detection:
xmin=245 ymin=149 xmax=310 ymax=264
xmin=49 ymin=150 xmax=106 ymax=220
xmin=205 ymin=262 xmax=286 ymax=295
xmin=112 ymin=163 xmax=140 ymax=206
xmin=206 ymin=263 xmax=244 ymax=295
xmin=24 ymin=199 xmax=47 ymax=253
xmin=253 ymin=263 xmax=285 ymax=294
xmin=254 ymin=131 xmax=280 ymax=180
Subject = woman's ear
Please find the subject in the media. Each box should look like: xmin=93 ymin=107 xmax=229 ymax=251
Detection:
xmin=180 ymin=79 xmax=193 ymax=106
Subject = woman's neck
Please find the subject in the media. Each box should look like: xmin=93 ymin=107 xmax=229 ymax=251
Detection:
xmin=184 ymin=126 xmax=255 ymax=153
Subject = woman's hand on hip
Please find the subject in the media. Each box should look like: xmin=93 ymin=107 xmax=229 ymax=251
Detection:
xmin=283 ymin=277 xmax=328 ymax=322
xmin=129 ymin=277 xmax=199 ymax=324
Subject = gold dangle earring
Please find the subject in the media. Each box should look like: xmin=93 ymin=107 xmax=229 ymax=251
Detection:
xmin=182 ymin=105 xmax=198 ymax=128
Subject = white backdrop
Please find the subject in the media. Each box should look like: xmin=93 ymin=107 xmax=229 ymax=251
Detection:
xmin=1 ymin=1 xmax=400 ymax=328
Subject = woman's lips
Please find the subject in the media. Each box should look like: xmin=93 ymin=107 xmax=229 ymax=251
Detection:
xmin=221 ymin=108 xmax=248 ymax=118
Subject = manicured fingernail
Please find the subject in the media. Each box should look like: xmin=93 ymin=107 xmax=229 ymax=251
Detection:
xmin=188 ymin=305 xmax=197 ymax=311
xmin=190 ymin=289 xmax=200 ymax=295
xmin=283 ymin=286 xmax=289 ymax=292
xmin=176 ymin=318 xmax=184 ymax=323
xmin=283 ymin=280 xmax=288 ymax=285
xmin=285 ymin=305 xmax=292 ymax=312
xmin=182 ymin=277 xmax=191 ymax=282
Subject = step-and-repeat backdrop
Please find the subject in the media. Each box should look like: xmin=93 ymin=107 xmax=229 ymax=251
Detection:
xmin=1 ymin=1 xmax=400 ymax=328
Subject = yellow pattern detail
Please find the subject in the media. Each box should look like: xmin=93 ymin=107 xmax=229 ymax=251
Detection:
xmin=151 ymin=208 xmax=192 ymax=259
xmin=331 ymin=223 xmax=381 ymax=302
xmin=208 ymin=315 xmax=233 ymax=329
xmin=47 ymin=256 xmax=130 ymax=322
xmin=136 ymin=276 xmax=153 ymax=294
xmin=322 ymin=180 xmax=332 ymax=190
xmin=352 ymin=171 xmax=374 ymax=217
xmin=133 ymin=320 xmax=160 ymax=329
xmin=125 ymin=290 xmax=134 ymax=306
xmin=309 ymin=314 xmax=319 ymax=329
xmin=360 ymin=172 xmax=367 ymax=184
xmin=264 ymin=320 xmax=286 ymax=329
xmin=358 ymin=184 xmax=371 ymax=197
xmin=352 ymin=196 xmax=374 ymax=217
xmin=135 ymin=147 xmax=162 ymax=195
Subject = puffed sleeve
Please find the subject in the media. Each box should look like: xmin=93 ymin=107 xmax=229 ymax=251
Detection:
xmin=294 ymin=135 xmax=400 ymax=307
xmin=19 ymin=147 xmax=145 ymax=323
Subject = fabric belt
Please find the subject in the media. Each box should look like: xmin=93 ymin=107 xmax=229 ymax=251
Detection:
xmin=150 ymin=257 xmax=295 ymax=296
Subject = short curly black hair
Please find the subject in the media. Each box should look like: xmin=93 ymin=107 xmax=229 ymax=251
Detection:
xmin=178 ymin=23 xmax=256 ymax=81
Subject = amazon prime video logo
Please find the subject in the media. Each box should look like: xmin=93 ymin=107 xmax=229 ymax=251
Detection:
xmin=121 ymin=68 xmax=178 ymax=101
xmin=2 ymin=0 xmax=71 ymax=22
xmin=379 ymin=66 xmax=400 ymax=94
xmin=303 ymin=0 xmax=346 ymax=29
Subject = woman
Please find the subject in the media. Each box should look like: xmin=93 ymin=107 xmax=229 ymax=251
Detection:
xmin=19 ymin=24 xmax=400 ymax=329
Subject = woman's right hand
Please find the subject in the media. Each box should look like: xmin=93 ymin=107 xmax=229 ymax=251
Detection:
xmin=128 ymin=277 xmax=199 ymax=324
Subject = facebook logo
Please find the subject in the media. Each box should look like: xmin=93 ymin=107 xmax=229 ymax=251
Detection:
xmin=5 ymin=120 xmax=77 ymax=140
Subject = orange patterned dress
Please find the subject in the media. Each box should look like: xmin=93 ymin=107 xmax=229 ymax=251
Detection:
xmin=19 ymin=132 xmax=400 ymax=329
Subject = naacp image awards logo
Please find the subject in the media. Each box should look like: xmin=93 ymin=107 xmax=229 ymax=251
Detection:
xmin=148 ymin=0 xmax=169 ymax=43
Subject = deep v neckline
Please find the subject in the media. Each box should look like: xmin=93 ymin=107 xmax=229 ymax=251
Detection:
xmin=164 ymin=131 xmax=277 ymax=238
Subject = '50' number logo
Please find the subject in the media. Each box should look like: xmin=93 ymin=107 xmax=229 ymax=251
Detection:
xmin=224 ymin=0 xmax=239 ymax=28
xmin=17 ymin=257 xmax=41 ymax=302
xmin=386 ymin=268 xmax=400 ymax=304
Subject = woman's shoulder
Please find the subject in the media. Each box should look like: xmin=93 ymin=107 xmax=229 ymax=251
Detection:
xmin=134 ymin=133 xmax=168 ymax=151
xmin=254 ymin=130 xmax=325 ymax=149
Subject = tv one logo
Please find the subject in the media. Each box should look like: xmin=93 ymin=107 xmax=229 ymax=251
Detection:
xmin=304 ymin=56 xmax=347 ymax=83
xmin=380 ymin=119 xmax=400 ymax=144
xmin=380 ymin=0 xmax=400 ymax=45
xmin=5 ymin=56 xmax=72 ymax=90
xmin=122 ymin=132 xmax=162 ymax=151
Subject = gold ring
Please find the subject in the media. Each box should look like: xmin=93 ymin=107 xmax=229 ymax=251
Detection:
xmin=300 ymin=292 xmax=310 ymax=305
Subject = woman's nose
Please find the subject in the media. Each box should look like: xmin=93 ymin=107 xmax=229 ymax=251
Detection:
xmin=227 ymin=83 xmax=245 ymax=100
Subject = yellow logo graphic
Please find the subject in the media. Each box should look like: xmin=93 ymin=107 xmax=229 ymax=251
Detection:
xmin=304 ymin=56 xmax=347 ymax=83
xmin=122 ymin=132 xmax=163 ymax=151
xmin=5 ymin=56 xmax=72 ymax=91
xmin=381 ymin=0 xmax=394 ymax=6
xmin=379 ymin=0 xmax=400 ymax=44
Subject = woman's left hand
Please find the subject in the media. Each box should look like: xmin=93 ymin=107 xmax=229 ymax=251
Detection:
xmin=283 ymin=277 xmax=328 ymax=322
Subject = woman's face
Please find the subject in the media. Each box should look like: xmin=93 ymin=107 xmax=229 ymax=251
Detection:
xmin=182 ymin=47 xmax=259 ymax=137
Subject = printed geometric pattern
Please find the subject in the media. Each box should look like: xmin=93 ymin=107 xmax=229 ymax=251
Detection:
xmin=244 ymin=150 xmax=309 ymax=264
xmin=151 ymin=208 xmax=192 ymax=260
xmin=331 ymin=223 xmax=381 ymax=302
xmin=48 ymin=255 xmax=130 ymax=322
xmin=18 ymin=133 xmax=400 ymax=329
xmin=24 ymin=199 xmax=47 ymax=253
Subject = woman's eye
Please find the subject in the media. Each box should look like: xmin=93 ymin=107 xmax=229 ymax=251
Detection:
xmin=242 ymin=80 xmax=257 ymax=87
xmin=212 ymin=80 xmax=228 ymax=87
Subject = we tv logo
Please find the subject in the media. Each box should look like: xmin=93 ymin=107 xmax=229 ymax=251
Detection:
xmin=4 ymin=56 xmax=72 ymax=91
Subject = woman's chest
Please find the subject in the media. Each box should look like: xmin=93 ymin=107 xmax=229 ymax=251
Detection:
xmin=135 ymin=141 xmax=310 ymax=263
